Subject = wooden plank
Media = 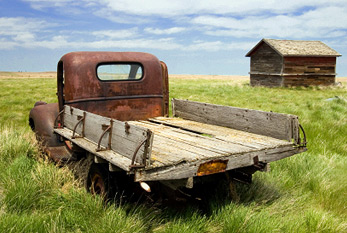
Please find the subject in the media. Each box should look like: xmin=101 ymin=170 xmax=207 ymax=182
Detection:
xmin=132 ymin=120 xmax=255 ymax=155
xmin=149 ymin=117 xmax=291 ymax=148
xmin=172 ymin=99 xmax=299 ymax=142
xmin=62 ymin=105 xmax=153 ymax=165
xmin=148 ymin=132 xmax=227 ymax=165
xmin=250 ymin=74 xmax=284 ymax=87
xmin=132 ymin=121 xmax=231 ymax=166
xmin=138 ymin=120 xmax=256 ymax=153
xmin=259 ymin=146 xmax=306 ymax=163
xmin=250 ymin=43 xmax=283 ymax=74
xmin=54 ymin=127 xmax=132 ymax=171
xmin=135 ymin=144 xmax=301 ymax=181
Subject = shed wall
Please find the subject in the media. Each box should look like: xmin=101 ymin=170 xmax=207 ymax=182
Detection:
xmin=250 ymin=43 xmax=283 ymax=74
xmin=283 ymin=57 xmax=336 ymax=75
xmin=283 ymin=75 xmax=335 ymax=87
xmin=250 ymin=74 xmax=283 ymax=87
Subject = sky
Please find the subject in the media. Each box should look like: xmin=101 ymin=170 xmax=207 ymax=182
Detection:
xmin=0 ymin=0 xmax=346 ymax=76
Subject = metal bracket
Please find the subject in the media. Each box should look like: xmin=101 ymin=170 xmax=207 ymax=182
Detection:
xmin=54 ymin=109 xmax=65 ymax=129
xmin=96 ymin=120 xmax=113 ymax=152
xmin=297 ymin=124 xmax=307 ymax=147
xmin=72 ymin=112 xmax=86 ymax=139
xmin=125 ymin=122 xmax=130 ymax=134
xmin=129 ymin=138 xmax=148 ymax=169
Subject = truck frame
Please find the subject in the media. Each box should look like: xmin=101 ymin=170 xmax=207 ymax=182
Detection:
xmin=29 ymin=52 xmax=307 ymax=197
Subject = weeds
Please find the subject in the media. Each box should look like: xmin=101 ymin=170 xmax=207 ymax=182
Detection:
xmin=0 ymin=76 xmax=346 ymax=232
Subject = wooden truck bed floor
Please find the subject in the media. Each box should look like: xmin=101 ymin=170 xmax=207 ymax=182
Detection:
xmin=131 ymin=117 xmax=295 ymax=169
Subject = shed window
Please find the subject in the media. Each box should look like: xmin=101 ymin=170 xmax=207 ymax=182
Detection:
xmin=97 ymin=64 xmax=143 ymax=81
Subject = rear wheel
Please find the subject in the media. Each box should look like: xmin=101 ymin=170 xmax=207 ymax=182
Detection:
xmin=87 ymin=163 xmax=110 ymax=197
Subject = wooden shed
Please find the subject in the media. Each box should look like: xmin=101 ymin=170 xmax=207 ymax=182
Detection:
xmin=246 ymin=39 xmax=341 ymax=87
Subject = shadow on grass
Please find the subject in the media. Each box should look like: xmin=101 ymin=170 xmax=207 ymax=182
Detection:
xmin=105 ymin=173 xmax=282 ymax=220
xmin=58 ymin=157 xmax=282 ymax=229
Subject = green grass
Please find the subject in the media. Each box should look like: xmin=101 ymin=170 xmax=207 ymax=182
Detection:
xmin=0 ymin=77 xmax=346 ymax=232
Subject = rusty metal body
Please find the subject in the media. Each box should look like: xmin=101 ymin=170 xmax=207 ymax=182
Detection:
xmin=29 ymin=102 xmax=60 ymax=147
xmin=58 ymin=52 xmax=168 ymax=121
xmin=29 ymin=102 xmax=73 ymax=162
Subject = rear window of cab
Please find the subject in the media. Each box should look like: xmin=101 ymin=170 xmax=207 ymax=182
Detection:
xmin=97 ymin=63 xmax=143 ymax=81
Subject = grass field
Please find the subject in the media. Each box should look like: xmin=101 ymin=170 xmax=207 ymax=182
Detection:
xmin=0 ymin=73 xmax=346 ymax=232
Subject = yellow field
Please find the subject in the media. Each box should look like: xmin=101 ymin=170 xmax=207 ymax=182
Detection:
xmin=1 ymin=71 xmax=346 ymax=85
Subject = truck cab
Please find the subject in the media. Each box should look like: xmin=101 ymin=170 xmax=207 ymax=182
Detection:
xmin=57 ymin=52 xmax=169 ymax=120
xmin=29 ymin=52 xmax=169 ymax=161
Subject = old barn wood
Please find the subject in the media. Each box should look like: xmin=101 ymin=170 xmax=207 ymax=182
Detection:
xmin=246 ymin=39 xmax=341 ymax=87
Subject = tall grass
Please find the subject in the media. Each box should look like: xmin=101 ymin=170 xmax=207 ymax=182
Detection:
xmin=0 ymin=76 xmax=346 ymax=232
xmin=0 ymin=127 xmax=156 ymax=232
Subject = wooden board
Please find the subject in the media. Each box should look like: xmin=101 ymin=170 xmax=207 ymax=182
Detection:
xmin=60 ymin=105 xmax=153 ymax=166
xmin=149 ymin=117 xmax=290 ymax=148
xmin=134 ymin=120 xmax=254 ymax=154
xmin=172 ymin=99 xmax=300 ymax=142
xmin=54 ymin=127 xmax=132 ymax=171
xmin=250 ymin=43 xmax=283 ymax=74
xmin=135 ymin=145 xmax=306 ymax=181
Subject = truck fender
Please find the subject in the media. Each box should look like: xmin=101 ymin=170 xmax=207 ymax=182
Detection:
xmin=29 ymin=102 xmax=63 ymax=148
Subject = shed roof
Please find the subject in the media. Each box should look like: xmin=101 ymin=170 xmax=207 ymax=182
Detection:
xmin=246 ymin=39 xmax=341 ymax=57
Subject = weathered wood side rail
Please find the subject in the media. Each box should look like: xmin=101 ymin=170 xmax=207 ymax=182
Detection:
xmin=56 ymin=105 xmax=153 ymax=167
xmin=172 ymin=99 xmax=300 ymax=143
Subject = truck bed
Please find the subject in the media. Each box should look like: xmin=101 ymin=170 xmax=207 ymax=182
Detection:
xmin=130 ymin=117 xmax=304 ymax=181
xmin=54 ymin=99 xmax=306 ymax=182
xmin=132 ymin=117 xmax=294 ymax=168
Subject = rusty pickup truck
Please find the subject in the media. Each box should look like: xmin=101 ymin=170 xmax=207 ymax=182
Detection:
xmin=29 ymin=52 xmax=307 ymax=198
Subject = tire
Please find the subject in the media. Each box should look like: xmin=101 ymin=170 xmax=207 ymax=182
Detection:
xmin=87 ymin=163 xmax=111 ymax=198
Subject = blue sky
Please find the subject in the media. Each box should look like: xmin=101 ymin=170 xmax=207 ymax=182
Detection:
xmin=0 ymin=0 xmax=346 ymax=76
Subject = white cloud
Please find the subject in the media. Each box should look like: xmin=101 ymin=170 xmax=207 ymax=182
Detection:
xmin=73 ymin=38 xmax=182 ymax=50
xmin=13 ymin=32 xmax=36 ymax=42
xmin=192 ymin=5 xmax=347 ymax=39
xmin=0 ymin=17 xmax=53 ymax=47
xmin=93 ymin=8 xmax=153 ymax=24
xmin=0 ymin=38 xmax=18 ymax=50
xmin=300 ymin=6 xmax=347 ymax=29
xmin=20 ymin=0 xmax=347 ymax=42
xmin=92 ymin=0 xmax=347 ymax=17
xmin=187 ymin=41 xmax=223 ymax=52
xmin=225 ymin=42 xmax=256 ymax=50
xmin=144 ymin=27 xmax=186 ymax=35
xmin=0 ymin=17 xmax=50 ymax=35
xmin=23 ymin=0 xmax=346 ymax=18
xmin=0 ymin=16 xmax=233 ymax=52
xmin=22 ymin=0 xmax=85 ymax=10
xmin=186 ymin=41 xmax=257 ymax=52
xmin=92 ymin=28 xmax=139 ymax=39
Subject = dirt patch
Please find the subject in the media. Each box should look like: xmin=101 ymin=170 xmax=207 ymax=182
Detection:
xmin=336 ymin=77 xmax=347 ymax=84
xmin=1 ymin=71 xmax=345 ymax=85
xmin=169 ymin=74 xmax=249 ymax=81
xmin=0 ymin=71 xmax=56 ymax=79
